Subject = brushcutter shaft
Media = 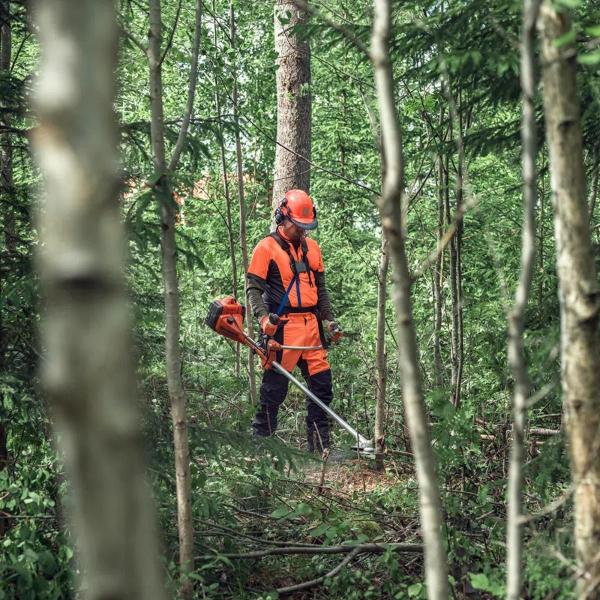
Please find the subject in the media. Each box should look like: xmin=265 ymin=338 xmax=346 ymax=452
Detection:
xmin=271 ymin=361 xmax=371 ymax=448
xmin=280 ymin=345 xmax=322 ymax=350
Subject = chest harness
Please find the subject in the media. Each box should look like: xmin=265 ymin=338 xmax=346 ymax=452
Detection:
xmin=270 ymin=232 xmax=315 ymax=316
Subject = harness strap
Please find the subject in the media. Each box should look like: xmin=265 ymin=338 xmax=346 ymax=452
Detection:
xmin=275 ymin=275 xmax=298 ymax=316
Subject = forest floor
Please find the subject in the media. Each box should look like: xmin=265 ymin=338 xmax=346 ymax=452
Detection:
xmin=302 ymin=452 xmax=405 ymax=494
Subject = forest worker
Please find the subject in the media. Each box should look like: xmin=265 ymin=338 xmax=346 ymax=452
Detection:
xmin=246 ymin=189 xmax=343 ymax=453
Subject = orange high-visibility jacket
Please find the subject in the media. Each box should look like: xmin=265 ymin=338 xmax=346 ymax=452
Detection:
xmin=246 ymin=229 xmax=334 ymax=322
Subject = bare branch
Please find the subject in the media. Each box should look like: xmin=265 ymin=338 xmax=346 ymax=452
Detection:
xmin=168 ymin=0 xmax=202 ymax=172
xmin=199 ymin=542 xmax=422 ymax=561
xmin=291 ymin=0 xmax=371 ymax=59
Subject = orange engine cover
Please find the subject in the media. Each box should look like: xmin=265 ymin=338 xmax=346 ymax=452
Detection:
xmin=205 ymin=296 xmax=246 ymax=343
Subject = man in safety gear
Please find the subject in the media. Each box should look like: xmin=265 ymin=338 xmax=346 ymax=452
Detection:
xmin=246 ymin=189 xmax=342 ymax=453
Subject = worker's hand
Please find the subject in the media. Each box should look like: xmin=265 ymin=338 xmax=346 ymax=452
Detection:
xmin=260 ymin=339 xmax=281 ymax=370
xmin=325 ymin=320 xmax=343 ymax=344
xmin=260 ymin=313 xmax=280 ymax=337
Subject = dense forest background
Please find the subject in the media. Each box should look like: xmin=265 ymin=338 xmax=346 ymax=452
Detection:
xmin=2 ymin=0 xmax=600 ymax=598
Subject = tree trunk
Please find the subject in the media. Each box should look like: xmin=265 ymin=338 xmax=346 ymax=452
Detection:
xmin=371 ymin=1 xmax=449 ymax=598
xmin=374 ymin=237 xmax=389 ymax=471
xmin=230 ymin=1 xmax=257 ymax=404
xmin=588 ymin=144 xmax=599 ymax=225
xmin=148 ymin=1 xmax=195 ymax=597
xmin=506 ymin=2 xmax=541 ymax=597
xmin=538 ymin=162 xmax=546 ymax=308
xmin=445 ymin=144 xmax=459 ymax=403
xmin=272 ymin=0 xmax=311 ymax=206
xmin=213 ymin=2 xmax=240 ymax=376
xmin=539 ymin=4 xmax=600 ymax=597
xmin=454 ymin=120 xmax=464 ymax=408
xmin=1 ymin=0 xmax=15 ymax=256
xmin=32 ymin=1 xmax=166 ymax=597
xmin=433 ymin=148 xmax=445 ymax=389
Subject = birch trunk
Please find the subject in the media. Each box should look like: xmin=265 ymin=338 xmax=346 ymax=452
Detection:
xmin=371 ymin=1 xmax=449 ymax=597
xmin=446 ymin=147 xmax=459 ymax=402
xmin=454 ymin=130 xmax=464 ymax=408
xmin=374 ymin=238 xmax=389 ymax=471
xmin=273 ymin=0 xmax=311 ymax=206
xmin=506 ymin=2 xmax=541 ymax=597
xmin=148 ymin=0 xmax=196 ymax=596
xmin=32 ymin=1 xmax=165 ymax=597
xmin=539 ymin=4 xmax=600 ymax=596
xmin=433 ymin=150 xmax=445 ymax=388
xmin=212 ymin=3 xmax=240 ymax=376
xmin=230 ymin=1 xmax=257 ymax=403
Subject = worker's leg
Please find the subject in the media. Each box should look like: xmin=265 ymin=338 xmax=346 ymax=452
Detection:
xmin=252 ymin=319 xmax=301 ymax=437
xmin=299 ymin=315 xmax=333 ymax=452
xmin=252 ymin=368 xmax=289 ymax=436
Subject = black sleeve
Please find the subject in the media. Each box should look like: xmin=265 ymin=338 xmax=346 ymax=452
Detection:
xmin=315 ymin=271 xmax=335 ymax=322
xmin=246 ymin=273 xmax=268 ymax=320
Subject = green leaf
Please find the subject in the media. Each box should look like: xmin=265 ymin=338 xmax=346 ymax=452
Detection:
xmin=578 ymin=50 xmax=600 ymax=64
xmin=407 ymin=582 xmax=423 ymax=597
xmin=270 ymin=506 xmax=291 ymax=519
xmin=470 ymin=573 xmax=490 ymax=590
xmin=585 ymin=25 xmax=600 ymax=37
xmin=554 ymin=29 xmax=576 ymax=48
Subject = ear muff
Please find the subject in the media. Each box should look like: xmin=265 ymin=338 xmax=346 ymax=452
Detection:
xmin=274 ymin=198 xmax=288 ymax=225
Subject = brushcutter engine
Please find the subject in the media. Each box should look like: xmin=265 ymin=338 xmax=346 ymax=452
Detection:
xmin=205 ymin=296 xmax=247 ymax=343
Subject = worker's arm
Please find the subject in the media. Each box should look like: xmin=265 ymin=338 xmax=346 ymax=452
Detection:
xmin=315 ymin=271 xmax=334 ymax=322
xmin=246 ymin=240 xmax=270 ymax=321
xmin=246 ymin=273 xmax=268 ymax=321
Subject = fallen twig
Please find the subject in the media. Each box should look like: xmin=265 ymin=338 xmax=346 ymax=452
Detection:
xmin=275 ymin=547 xmax=362 ymax=595
xmin=198 ymin=541 xmax=422 ymax=561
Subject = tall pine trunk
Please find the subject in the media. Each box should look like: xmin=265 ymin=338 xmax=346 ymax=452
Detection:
xmin=371 ymin=1 xmax=449 ymax=597
xmin=272 ymin=0 xmax=311 ymax=205
xmin=32 ymin=1 xmax=166 ymax=597
xmin=539 ymin=4 xmax=600 ymax=596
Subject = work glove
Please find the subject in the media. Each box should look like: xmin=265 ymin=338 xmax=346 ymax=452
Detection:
xmin=325 ymin=320 xmax=343 ymax=344
xmin=260 ymin=313 xmax=280 ymax=337
xmin=260 ymin=339 xmax=282 ymax=370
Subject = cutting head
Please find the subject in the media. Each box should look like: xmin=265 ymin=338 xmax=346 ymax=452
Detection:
xmin=351 ymin=440 xmax=375 ymax=456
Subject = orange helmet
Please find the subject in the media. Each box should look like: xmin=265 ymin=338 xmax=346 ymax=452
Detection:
xmin=274 ymin=189 xmax=318 ymax=230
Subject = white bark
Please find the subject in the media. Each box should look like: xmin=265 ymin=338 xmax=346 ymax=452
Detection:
xmin=230 ymin=0 xmax=257 ymax=403
xmin=539 ymin=4 xmax=600 ymax=596
xmin=371 ymin=1 xmax=449 ymax=597
xmin=148 ymin=1 xmax=195 ymax=597
xmin=506 ymin=2 xmax=541 ymax=597
xmin=32 ymin=1 xmax=165 ymax=597
xmin=375 ymin=238 xmax=389 ymax=471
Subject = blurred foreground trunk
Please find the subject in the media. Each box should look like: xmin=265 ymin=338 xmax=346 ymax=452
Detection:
xmin=32 ymin=1 xmax=165 ymax=597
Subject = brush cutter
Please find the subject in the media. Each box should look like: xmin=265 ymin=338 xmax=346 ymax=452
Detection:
xmin=205 ymin=296 xmax=374 ymax=454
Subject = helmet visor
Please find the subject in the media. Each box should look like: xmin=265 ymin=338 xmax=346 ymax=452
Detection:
xmin=288 ymin=214 xmax=318 ymax=230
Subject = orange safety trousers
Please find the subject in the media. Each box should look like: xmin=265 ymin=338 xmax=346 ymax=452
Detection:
xmin=252 ymin=311 xmax=332 ymax=449
xmin=278 ymin=312 xmax=329 ymax=375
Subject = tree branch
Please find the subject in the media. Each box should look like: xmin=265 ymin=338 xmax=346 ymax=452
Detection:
xmin=199 ymin=542 xmax=422 ymax=561
xmin=168 ymin=0 xmax=202 ymax=172
xmin=159 ymin=0 xmax=183 ymax=66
